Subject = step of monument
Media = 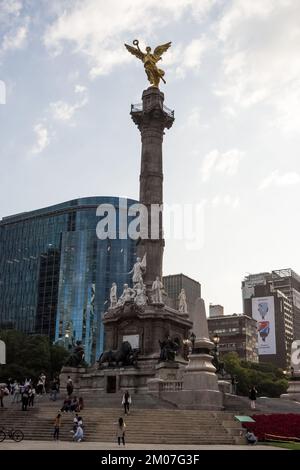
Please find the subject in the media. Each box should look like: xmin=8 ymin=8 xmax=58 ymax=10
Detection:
xmin=0 ymin=407 xmax=236 ymax=445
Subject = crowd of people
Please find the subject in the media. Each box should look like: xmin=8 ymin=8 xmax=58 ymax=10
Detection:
xmin=53 ymin=376 xmax=85 ymax=442
xmin=2 ymin=380 xmax=262 ymax=446
xmin=0 ymin=373 xmax=56 ymax=410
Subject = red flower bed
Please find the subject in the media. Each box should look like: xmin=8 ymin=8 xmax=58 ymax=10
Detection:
xmin=242 ymin=414 xmax=300 ymax=441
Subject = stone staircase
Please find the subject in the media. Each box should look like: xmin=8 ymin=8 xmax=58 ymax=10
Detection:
xmin=0 ymin=396 xmax=240 ymax=445
xmin=224 ymin=393 xmax=300 ymax=414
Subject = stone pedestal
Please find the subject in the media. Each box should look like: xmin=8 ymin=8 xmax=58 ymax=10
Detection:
xmin=177 ymin=338 xmax=223 ymax=409
xmin=104 ymin=301 xmax=192 ymax=364
xmin=60 ymin=366 xmax=87 ymax=394
xmin=152 ymin=299 xmax=223 ymax=410
xmin=101 ymin=300 xmax=192 ymax=392
xmin=281 ymin=376 xmax=300 ymax=401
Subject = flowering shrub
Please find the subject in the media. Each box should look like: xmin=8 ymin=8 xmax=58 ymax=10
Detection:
xmin=242 ymin=414 xmax=300 ymax=441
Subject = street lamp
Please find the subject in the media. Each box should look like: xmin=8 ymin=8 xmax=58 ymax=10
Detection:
xmin=190 ymin=332 xmax=196 ymax=352
xmin=212 ymin=333 xmax=222 ymax=374
xmin=213 ymin=333 xmax=220 ymax=346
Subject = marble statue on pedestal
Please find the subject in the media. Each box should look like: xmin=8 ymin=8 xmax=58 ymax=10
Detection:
xmin=130 ymin=254 xmax=146 ymax=286
xmin=178 ymin=288 xmax=188 ymax=313
xmin=151 ymin=276 xmax=164 ymax=303
xmin=134 ymin=281 xmax=147 ymax=306
xmin=110 ymin=282 xmax=118 ymax=308
xmin=117 ymin=284 xmax=135 ymax=305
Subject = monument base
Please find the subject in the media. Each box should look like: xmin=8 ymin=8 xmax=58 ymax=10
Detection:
xmin=281 ymin=377 xmax=300 ymax=401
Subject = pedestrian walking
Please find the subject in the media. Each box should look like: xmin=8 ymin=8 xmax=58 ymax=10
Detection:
xmin=249 ymin=385 xmax=257 ymax=410
xmin=53 ymin=413 xmax=61 ymax=440
xmin=122 ymin=390 xmax=131 ymax=415
xmin=50 ymin=379 xmax=59 ymax=401
xmin=115 ymin=417 xmax=126 ymax=446
xmin=11 ymin=381 xmax=20 ymax=403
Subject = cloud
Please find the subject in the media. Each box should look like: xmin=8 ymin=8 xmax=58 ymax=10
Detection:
xmin=0 ymin=0 xmax=22 ymax=21
xmin=31 ymin=123 xmax=50 ymax=154
xmin=0 ymin=1 xmax=29 ymax=56
xmin=44 ymin=0 xmax=215 ymax=78
xmin=49 ymin=84 xmax=88 ymax=122
xmin=214 ymin=0 xmax=300 ymax=132
xmin=211 ymin=194 xmax=240 ymax=209
xmin=259 ymin=170 xmax=300 ymax=190
xmin=200 ymin=148 xmax=244 ymax=182
xmin=1 ymin=25 xmax=27 ymax=52
xmin=173 ymin=37 xmax=212 ymax=78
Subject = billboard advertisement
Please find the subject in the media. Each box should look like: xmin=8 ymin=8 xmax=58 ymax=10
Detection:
xmin=252 ymin=296 xmax=276 ymax=355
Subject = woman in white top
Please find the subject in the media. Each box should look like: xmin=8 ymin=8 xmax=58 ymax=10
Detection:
xmin=122 ymin=390 xmax=132 ymax=415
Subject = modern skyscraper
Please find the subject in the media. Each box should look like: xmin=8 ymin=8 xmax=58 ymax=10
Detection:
xmin=0 ymin=197 xmax=137 ymax=363
xmin=162 ymin=273 xmax=202 ymax=335
xmin=163 ymin=273 xmax=201 ymax=312
xmin=242 ymin=270 xmax=296 ymax=368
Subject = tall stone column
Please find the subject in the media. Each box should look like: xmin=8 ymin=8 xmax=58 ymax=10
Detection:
xmin=131 ymin=87 xmax=174 ymax=293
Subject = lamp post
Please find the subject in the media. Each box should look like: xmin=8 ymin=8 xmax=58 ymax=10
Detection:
xmin=212 ymin=333 xmax=221 ymax=373
xmin=189 ymin=332 xmax=196 ymax=353
xmin=213 ymin=333 xmax=220 ymax=356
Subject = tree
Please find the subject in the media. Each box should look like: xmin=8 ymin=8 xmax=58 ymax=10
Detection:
xmin=0 ymin=330 xmax=68 ymax=384
xmin=223 ymin=352 xmax=288 ymax=397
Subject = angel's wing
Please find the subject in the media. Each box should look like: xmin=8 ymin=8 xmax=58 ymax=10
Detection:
xmin=124 ymin=43 xmax=145 ymax=61
xmin=153 ymin=42 xmax=172 ymax=61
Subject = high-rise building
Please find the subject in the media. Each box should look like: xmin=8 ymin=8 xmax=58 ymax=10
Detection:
xmin=162 ymin=273 xmax=202 ymax=335
xmin=0 ymin=197 xmax=137 ymax=363
xmin=271 ymin=269 xmax=300 ymax=340
xmin=209 ymin=304 xmax=224 ymax=318
xmin=163 ymin=274 xmax=201 ymax=311
xmin=208 ymin=313 xmax=258 ymax=362
xmin=242 ymin=271 xmax=295 ymax=369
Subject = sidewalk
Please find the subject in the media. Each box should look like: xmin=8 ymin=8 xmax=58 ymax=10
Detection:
xmin=0 ymin=440 xmax=283 ymax=450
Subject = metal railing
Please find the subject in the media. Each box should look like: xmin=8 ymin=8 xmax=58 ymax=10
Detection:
xmin=131 ymin=103 xmax=174 ymax=118
xmin=161 ymin=380 xmax=183 ymax=391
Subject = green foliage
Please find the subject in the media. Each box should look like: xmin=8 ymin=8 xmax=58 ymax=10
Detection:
xmin=50 ymin=343 xmax=69 ymax=376
xmin=223 ymin=352 xmax=288 ymax=398
xmin=0 ymin=329 xmax=68 ymax=384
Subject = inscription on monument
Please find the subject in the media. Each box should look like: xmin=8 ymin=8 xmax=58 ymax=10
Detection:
xmin=123 ymin=334 xmax=140 ymax=349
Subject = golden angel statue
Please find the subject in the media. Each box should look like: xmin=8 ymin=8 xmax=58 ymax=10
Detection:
xmin=125 ymin=39 xmax=171 ymax=88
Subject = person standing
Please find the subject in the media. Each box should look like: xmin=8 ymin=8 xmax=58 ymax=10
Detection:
xmin=21 ymin=387 xmax=29 ymax=411
xmin=28 ymin=386 xmax=36 ymax=407
xmin=122 ymin=390 xmax=132 ymax=415
xmin=249 ymin=386 xmax=257 ymax=410
xmin=66 ymin=376 xmax=73 ymax=397
xmin=115 ymin=417 xmax=126 ymax=446
xmin=37 ymin=377 xmax=44 ymax=395
xmin=50 ymin=379 xmax=59 ymax=401
xmin=53 ymin=413 xmax=61 ymax=440
xmin=0 ymin=386 xmax=5 ymax=408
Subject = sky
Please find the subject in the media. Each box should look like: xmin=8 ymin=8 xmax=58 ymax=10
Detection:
xmin=1 ymin=0 xmax=300 ymax=315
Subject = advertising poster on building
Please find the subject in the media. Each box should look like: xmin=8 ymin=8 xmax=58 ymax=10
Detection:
xmin=252 ymin=296 xmax=276 ymax=355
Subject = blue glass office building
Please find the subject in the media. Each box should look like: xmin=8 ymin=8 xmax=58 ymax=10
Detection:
xmin=0 ymin=197 xmax=137 ymax=363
